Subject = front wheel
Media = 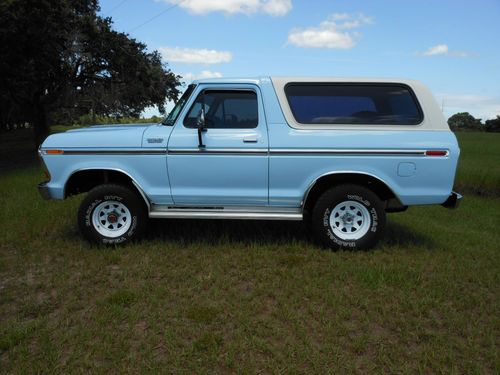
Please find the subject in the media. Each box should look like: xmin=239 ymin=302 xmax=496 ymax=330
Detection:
xmin=311 ymin=184 xmax=386 ymax=250
xmin=78 ymin=184 xmax=147 ymax=245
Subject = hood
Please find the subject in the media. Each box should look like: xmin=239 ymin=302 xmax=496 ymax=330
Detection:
xmin=65 ymin=123 xmax=153 ymax=133
xmin=42 ymin=123 xmax=158 ymax=149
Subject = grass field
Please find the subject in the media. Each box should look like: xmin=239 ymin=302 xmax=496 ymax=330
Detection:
xmin=454 ymin=132 xmax=500 ymax=196
xmin=0 ymin=130 xmax=499 ymax=373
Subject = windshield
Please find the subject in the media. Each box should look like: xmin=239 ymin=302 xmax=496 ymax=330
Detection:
xmin=162 ymin=84 xmax=196 ymax=125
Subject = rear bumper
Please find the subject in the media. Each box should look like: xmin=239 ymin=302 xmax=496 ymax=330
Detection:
xmin=441 ymin=191 xmax=462 ymax=209
xmin=38 ymin=182 xmax=52 ymax=200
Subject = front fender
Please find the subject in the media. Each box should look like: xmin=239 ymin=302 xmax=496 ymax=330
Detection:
xmin=40 ymin=154 xmax=172 ymax=204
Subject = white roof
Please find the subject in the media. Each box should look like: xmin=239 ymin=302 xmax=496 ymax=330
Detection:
xmin=193 ymin=76 xmax=420 ymax=85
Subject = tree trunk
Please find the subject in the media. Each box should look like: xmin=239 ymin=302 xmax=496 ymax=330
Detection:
xmin=33 ymin=102 xmax=49 ymax=148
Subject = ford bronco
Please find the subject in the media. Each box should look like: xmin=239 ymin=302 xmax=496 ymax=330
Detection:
xmin=38 ymin=77 xmax=461 ymax=249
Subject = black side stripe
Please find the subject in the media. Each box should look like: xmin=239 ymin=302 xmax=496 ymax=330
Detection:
xmin=44 ymin=148 xmax=433 ymax=156
xmin=61 ymin=149 xmax=166 ymax=155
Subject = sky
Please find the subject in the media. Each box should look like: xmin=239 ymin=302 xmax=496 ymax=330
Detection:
xmin=99 ymin=0 xmax=500 ymax=120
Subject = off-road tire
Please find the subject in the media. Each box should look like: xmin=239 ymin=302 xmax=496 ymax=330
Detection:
xmin=78 ymin=184 xmax=147 ymax=245
xmin=311 ymin=184 xmax=385 ymax=250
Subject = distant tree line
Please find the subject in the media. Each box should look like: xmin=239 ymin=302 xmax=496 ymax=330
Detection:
xmin=448 ymin=112 xmax=500 ymax=132
xmin=72 ymin=114 xmax=163 ymax=126
xmin=0 ymin=0 xmax=181 ymax=146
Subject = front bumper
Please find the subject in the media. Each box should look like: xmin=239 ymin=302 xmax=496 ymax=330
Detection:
xmin=38 ymin=182 xmax=52 ymax=200
xmin=441 ymin=191 xmax=462 ymax=209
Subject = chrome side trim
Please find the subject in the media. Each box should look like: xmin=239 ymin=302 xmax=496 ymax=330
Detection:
xmin=149 ymin=205 xmax=302 ymax=220
xmin=64 ymin=167 xmax=151 ymax=211
xmin=41 ymin=147 xmax=447 ymax=157
xmin=270 ymin=149 xmax=427 ymax=156
xmin=168 ymin=148 xmax=267 ymax=155
xmin=42 ymin=148 xmax=167 ymax=155
xmin=442 ymin=191 xmax=462 ymax=209
xmin=131 ymin=180 xmax=151 ymax=212
xmin=301 ymin=170 xmax=402 ymax=208
xmin=152 ymin=205 xmax=299 ymax=213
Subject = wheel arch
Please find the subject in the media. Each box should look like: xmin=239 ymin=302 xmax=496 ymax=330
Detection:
xmin=302 ymin=171 xmax=405 ymax=214
xmin=65 ymin=168 xmax=150 ymax=212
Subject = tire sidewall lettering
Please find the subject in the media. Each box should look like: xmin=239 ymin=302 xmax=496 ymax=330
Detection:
xmin=127 ymin=216 xmax=138 ymax=237
xmin=102 ymin=236 xmax=127 ymax=245
xmin=322 ymin=208 xmax=331 ymax=226
xmin=347 ymin=194 xmax=371 ymax=207
xmin=104 ymin=195 xmax=123 ymax=201
xmin=78 ymin=184 xmax=147 ymax=245
xmin=85 ymin=198 xmax=103 ymax=227
xmin=370 ymin=207 xmax=378 ymax=232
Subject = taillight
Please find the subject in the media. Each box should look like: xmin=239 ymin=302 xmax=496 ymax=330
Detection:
xmin=425 ymin=150 xmax=448 ymax=157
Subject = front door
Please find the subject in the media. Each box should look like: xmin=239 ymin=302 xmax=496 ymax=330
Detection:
xmin=167 ymin=84 xmax=269 ymax=206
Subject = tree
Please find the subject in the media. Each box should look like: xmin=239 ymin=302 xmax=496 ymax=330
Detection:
xmin=0 ymin=0 xmax=181 ymax=146
xmin=485 ymin=116 xmax=500 ymax=133
xmin=447 ymin=112 xmax=483 ymax=132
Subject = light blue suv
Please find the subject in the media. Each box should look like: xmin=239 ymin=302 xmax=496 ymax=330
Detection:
xmin=38 ymin=77 xmax=461 ymax=249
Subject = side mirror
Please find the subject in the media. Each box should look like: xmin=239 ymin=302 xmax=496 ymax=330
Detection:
xmin=197 ymin=107 xmax=207 ymax=148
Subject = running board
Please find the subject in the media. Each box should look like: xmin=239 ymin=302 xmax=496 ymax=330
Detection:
xmin=149 ymin=205 xmax=303 ymax=221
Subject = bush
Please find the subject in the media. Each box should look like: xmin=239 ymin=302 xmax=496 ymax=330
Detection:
xmin=448 ymin=112 xmax=483 ymax=132
xmin=485 ymin=116 xmax=500 ymax=133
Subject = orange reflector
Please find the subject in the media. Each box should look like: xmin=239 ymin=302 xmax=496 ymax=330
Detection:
xmin=46 ymin=149 xmax=64 ymax=155
xmin=425 ymin=150 xmax=447 ymax=156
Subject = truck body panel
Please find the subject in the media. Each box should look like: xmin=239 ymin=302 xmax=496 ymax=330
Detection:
xmin=39 ymin=76 xmax=461 ymax=213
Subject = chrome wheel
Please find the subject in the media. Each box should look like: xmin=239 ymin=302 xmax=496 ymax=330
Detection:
xmin=329 ymin=200 xmax=371 ymax=240
xmin=91 ymin=200 xmax=132 ymax=238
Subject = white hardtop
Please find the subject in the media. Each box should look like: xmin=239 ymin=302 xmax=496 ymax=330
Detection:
xmin=192 ymin=76 xmax=448 ymax=131
xmin=193 ymin=76 xmax=421 ymax=85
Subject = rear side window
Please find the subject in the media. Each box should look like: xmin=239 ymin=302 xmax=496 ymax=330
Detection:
xmin=285 ymin=84 xmax=423 ymax=125
xmin=184 ymin=90 xmax=258 ymax=129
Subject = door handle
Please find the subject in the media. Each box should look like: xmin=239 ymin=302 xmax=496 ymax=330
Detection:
xmin=243 ymin=138 xmax=258 ymax=143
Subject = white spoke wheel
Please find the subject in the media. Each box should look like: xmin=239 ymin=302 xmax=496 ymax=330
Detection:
xmin=78 ymin=184 xmax=147 ymax=245
xmin=91 ymin=201 xmax=132 ymax=238
xmin=329 ymin=200 xmax=371 ymax=240
xmin=311 ymin=184 xmax=386 ymax=250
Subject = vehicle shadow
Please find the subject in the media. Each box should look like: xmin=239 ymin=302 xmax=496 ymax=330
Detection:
xmin=380 ymin=221 xmax=436 ymax=249
xmin=145 ymin=218 xmax=436 ymax=250
xmin=146 ymin=218 xmax=310 ymax=246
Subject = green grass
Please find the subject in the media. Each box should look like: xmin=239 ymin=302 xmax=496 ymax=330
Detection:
xmin=455 ymin=132 xmax=500 ymax=195
xmin=0 ymin=132 xmax=499 ymax=373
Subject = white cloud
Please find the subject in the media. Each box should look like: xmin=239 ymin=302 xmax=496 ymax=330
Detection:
xmin=159 ymin=47 xmax=232 ymax=64
xmin=198 ymin=70 xmax=223 ymax=79
xmin=424 ymin=44 xmax=449 ymax=56
xmin=182 ymin=70 xmax=223 ymax=82
xmin=163 ymin=0 xmax=292 ymax=16
xmin=436 ymin=93 xmax=500 ymax=120
xmin=423 ymin=44 xmax=469 ymax=57
xmin=260 ymin=0 xmax=292 ymax=16
xmin=287 ymin=13 xmax=373 ymax=49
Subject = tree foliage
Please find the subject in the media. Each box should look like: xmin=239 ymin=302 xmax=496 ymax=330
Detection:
xmin=484 ymin=116 xmax=500 ymax=133
xmin=447 ymin=112 xmax=483 ymax=132
xmin=0 ymin=0 xmax=181 ymax=145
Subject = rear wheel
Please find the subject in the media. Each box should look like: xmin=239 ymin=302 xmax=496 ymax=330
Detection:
xmin=311 ymin=184 xmax=385 ymax=250
xmin=78 ymin=184 xmax=147 ymax=245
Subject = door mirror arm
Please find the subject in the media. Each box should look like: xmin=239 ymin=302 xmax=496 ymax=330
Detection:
xmin=196 ymin=91 xmax=207 ymax=148
xmin=197 ymin=107 xmax=207 ymax=148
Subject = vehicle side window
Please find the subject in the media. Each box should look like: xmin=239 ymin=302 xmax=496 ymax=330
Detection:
xmin=285 ymin=84 xmax=423 ymax=125
xmin=184 ymin=90 xmax=258 ymax=129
